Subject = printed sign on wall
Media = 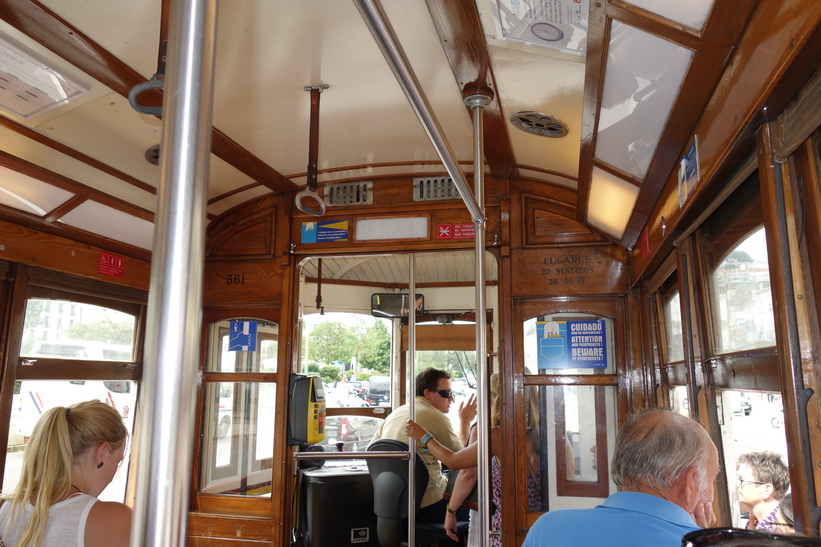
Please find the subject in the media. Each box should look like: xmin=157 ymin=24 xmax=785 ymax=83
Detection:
xmin=98 ymin=251 xmax=124 ymax=278
xmin=301 ymin=220 xmax=349 ymax=243
xmin=229 ymin=321 xmax=257 ymax=351
xmin=536 ymin=318 xmax=607 ymax=369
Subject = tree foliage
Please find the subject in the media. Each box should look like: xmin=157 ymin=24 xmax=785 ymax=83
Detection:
xmin=304 ymin=318 xmax=391 ymax=375
xmin=358 ymin=320 xmax=391 ymax=374
xmin=306 ymin=322 xmax=357 ymax=366
xmin=66 ymin=317 xmax=134 ymax=345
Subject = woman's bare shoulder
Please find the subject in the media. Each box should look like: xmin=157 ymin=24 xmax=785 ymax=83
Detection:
xmin=85 ymin=500 xmax=132 ymax=547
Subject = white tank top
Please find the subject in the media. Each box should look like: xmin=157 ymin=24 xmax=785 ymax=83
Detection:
xmin=0 ymin=493 xmax=97 ymax=547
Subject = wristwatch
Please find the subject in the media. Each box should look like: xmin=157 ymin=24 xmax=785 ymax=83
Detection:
xmin=420 ymin=432 xmax=434 ymax=454
xmin=446 ymin=505 xmax=457 ymax=515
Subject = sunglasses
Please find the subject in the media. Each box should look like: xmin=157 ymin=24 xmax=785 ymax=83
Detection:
xmin=433 ymin=389 xmax=453 ymax=398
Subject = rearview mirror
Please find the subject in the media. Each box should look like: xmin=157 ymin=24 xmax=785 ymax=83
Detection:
xmin=371 ymin=293 xmax=424 ymax=318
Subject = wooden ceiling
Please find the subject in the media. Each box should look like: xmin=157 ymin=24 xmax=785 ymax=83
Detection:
xmin=0 ymin=0 xmax=816 ymax=255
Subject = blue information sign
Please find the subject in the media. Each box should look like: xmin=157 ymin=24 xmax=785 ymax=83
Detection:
xmin=536 ymin=318 xmax=607 ymax=369
xmin=301 ymin=220 xmax=349 ymax=243
xmin=228 ymin=320 xmax=257 ymax=351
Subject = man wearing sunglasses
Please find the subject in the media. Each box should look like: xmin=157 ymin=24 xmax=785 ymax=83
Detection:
xmin=371 ymin=367 xmax=476 ymax=523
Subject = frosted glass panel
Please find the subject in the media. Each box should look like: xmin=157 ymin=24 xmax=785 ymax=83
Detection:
xmin=595 ymin=22 xmax=693 ymax=180
xmin=626 ymin=0 xmax=714 ymax=31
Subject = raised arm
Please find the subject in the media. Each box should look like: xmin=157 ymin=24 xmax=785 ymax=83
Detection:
xmin=406 ymin=419 xmax=478 ymax=469
xmin=457 ymin=393 xmax=477 ymax=445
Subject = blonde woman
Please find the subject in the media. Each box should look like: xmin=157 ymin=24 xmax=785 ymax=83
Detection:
xmin=0 ymin=400 xmax=131 ymax=546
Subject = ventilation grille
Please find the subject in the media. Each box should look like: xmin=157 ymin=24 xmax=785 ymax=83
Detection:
xmin=324 ymin=180 xmax=373 ymax=207
xmin=413 ymin=177 xmax=461 ymax=201
xmin=510 ymin=111 xmax=569 ymax=138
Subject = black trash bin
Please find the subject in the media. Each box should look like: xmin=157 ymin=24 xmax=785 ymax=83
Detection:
xmin=300 ymin=465 xmax=379 ymax=547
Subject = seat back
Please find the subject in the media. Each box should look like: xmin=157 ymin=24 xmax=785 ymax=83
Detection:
xmin=366 ymin=438 xmax=429 ymax=546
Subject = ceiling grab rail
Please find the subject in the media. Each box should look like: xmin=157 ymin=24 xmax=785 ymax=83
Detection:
xmin=295 ymin=85 xmax=329 ymax=217
xmin=353 ymin=0 xmax=493 ymax=543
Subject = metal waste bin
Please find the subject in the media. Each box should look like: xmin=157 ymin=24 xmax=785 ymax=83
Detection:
xmin=300 ymin=465 xmax=379 ymax=546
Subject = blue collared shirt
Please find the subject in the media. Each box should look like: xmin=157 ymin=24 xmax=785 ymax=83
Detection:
xmin=523 ymin=491 xmax=699 ymax=546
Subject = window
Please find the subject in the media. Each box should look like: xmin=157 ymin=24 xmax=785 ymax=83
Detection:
xmin=662 ymin=289 xmax=684 ymax=363
xmin=717 ymin=390 xmax=789 ymax=527
xmin=6 ymin=293 xmax=141 ymax=503
xmin=200 ymin=319 xmax=278 ymax=496
xmin=711 ymin=228 xmax=775 ymax=353
xmin=299 ymin=312 xmax=388 ymax=453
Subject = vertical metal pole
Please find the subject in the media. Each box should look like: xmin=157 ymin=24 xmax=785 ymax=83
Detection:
xmin=131 ymin=0 xmax=217 ymax=543
xmin=465 ymin=92 xmax=492 ymax=546
xmin=407 ymin=255 xmax=416 ymax=547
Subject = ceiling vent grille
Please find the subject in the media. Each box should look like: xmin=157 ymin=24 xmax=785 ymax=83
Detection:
xmin=413 ymin=177 xmax=461 ymax=201
xmin=324 ymin=180 xmax=373 ymax=207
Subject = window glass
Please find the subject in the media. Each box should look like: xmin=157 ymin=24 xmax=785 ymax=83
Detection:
xmin=200 ymin=381 xmax=275 ymax=495
xmin=711 ymin=228 xmax=775 ymax=353
xmin=200 ymin=319 xmax=278 ymax=496
xmin=21 ymin=299 xmax=136 ymax=361
xmin=524 ymin=314 xmax=615 ymax=375
xmin=300 ymin=312 xmax=391 ymax=408
xmin=526 ymin=385 xmax=617 ymax=510
xmin=669 ymin=385 xmax=689 ymax=416
xmin=663 ymin=291 xmax=684 ymax=363
xmin=4 ymin=379 xmax=137 ymax=502
xmin=717 ymin=390 xmax=789 ymax=528
xmin=206 ymin=320 xmax=278 ymax=373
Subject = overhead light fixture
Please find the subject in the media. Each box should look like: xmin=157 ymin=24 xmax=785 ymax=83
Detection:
xmin=0 ymin=35 xmax=89 ymax=119
xmin=586 ymin=167 xmax=640 ymax=239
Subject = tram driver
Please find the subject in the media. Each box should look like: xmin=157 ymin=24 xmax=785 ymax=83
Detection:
xmin=370 ymin=368 xmax=475 ymax=522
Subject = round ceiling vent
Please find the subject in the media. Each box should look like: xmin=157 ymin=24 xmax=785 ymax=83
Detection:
xmin=510 ymin=111 xmax=568 ymax=138
xmin=145 ymin=144 xmax=161 ymax=166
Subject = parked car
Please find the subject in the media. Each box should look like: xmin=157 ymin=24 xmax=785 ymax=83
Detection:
xmin=318 ymin=415 xmax=382 ymax=452
xmin=325 ymin=393 xmax=370 ymax=408
xmin=347 ymin=380 xmax=366 ymax=399
xmin=738 ymin=396 xmax=752 ymax=416
xmin=366 ymin=376 xmax=391 ymax=407
xmin=451 ymin=378 xmax=469 ymax=396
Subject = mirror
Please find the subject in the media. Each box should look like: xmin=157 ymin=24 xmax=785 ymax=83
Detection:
xmin=371 ymin=293 xmax=424 ymax=318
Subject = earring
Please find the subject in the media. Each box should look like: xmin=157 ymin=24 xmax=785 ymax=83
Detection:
xmin=97 ymin=462 xmax=104 ymax=469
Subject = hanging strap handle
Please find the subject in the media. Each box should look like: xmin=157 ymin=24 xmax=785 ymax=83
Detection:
xmin=295 ymin=85 xmax=329 ymax=217
xmin=128 ymin=2 xmax=169 ymax=116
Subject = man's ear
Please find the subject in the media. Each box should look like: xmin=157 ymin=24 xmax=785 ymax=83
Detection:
xmin=762 ymin=482 xmax=775 ymax=501
xmin=680 ymin=466 xmax=701 ymax=510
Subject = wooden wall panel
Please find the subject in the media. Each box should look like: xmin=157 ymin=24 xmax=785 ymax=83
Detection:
xmin=203 ymin=259 xmax=284 ymax=307
xmin=187 ymin=514 xmax=274 ymax=542
xmin=510 ymin=246 xmax=628 ymax=297
xmin=0 ymin=220 xmax=149 ymax=289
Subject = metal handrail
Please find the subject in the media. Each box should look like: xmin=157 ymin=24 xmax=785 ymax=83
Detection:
xmin=293 ymin=450 xmax=409 ymax=461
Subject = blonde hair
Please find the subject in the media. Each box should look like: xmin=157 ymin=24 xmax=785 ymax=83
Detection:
xmin=4 ymin=400 xmax=127 ymax=546
xmin=490 ymin=372 xmax=501 ymax=428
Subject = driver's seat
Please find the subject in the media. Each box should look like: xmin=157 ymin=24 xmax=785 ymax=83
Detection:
xmin=366 ymin=439 xmax=469 ymax=546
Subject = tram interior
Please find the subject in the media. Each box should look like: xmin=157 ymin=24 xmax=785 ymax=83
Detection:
xmin=0 ymin=0 xmax=819 ymax=544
